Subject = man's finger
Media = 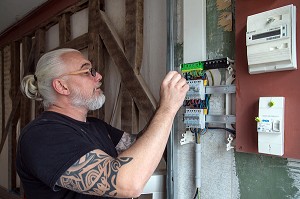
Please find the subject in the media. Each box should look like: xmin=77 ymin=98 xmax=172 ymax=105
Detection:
xmin=163 ymin=71 xmax=180 ymax=83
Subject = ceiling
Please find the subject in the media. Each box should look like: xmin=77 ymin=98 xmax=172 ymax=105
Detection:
xmin=0 ymin=0 xmax=48 ymax=35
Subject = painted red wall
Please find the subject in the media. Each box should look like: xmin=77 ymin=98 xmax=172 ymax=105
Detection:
xmin=236 ymin=0 xmax=300 ymax=159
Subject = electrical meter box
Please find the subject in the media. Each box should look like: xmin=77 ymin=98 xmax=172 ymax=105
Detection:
xmin=257 ymin=97 xmax=285 ymax=156
xmin=246 ymin=4 xmax=297 ymax=74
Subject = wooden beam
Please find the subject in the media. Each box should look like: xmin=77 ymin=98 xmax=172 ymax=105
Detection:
xmin=0 ymin=0 xmax=80 ymax=47
xmin=10 ymin=42 xmax=21 ymax=100
xmin=0 ymin=38 xmax=35 ymax=155
xmin=43 ymin=0 xmax=89 ymax=32
xmin=124 ymin=0 xmax=144 ymax=71
xmin=99 ymin=11 xmax=157 ymax=121
xmin=2 ymin=46 xmax=12 ymax=153
xmin=135 ymin=0 xmax=144 ymax=73
xmin=125 ymin=0 xmax=138 ymax=67
xmin=20 ymin=37 xmax=33 ymax=129
xmin=8 ymin=123 xmax=18 ymax=191
xmin=121 ymin=85 xmax=133 ymax=132
xmin=26 ymin=39 xmax=37 ymax=75
xmin=1 ymin=48 xmax=4 ymax=147
xmin=88 ymin=0 xmax=105 ymax=119
xmin=122 ymin=0 xmax=144 ymax=132
xmin=0 ymin=91 xmax=21 ymax=157
xmin=59 ymin=13 xmax=71 ymax=45
xmin=122 ymin=0 xmax=135 ymax=132
xmin=88 ymin=0 xmax=103 ymax=31
xmin=8 ymin=41 xmax=20 ymax=191
xmin=58 ymin=33 xmax=89 ymax=50
xmin=34 ymin=29 xmax=46 ymax=66
xmin=34 ymin=30 xmax=46 ymax=116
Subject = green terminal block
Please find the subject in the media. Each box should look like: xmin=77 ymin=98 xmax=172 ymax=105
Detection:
xmin=181 ymin=61 xmax=204 ymax=72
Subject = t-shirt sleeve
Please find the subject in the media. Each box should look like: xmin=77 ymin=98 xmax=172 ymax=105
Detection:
xmin=19 ymin=122 xmax=97 ymax=190
xmin=88 ymin=117 xmax=124 ymax=146
xmin=104 ymin=122 xmax=124 ymax=146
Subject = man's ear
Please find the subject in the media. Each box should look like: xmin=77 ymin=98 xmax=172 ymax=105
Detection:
xmin=52 ymin=79 xmax=70 ymax=95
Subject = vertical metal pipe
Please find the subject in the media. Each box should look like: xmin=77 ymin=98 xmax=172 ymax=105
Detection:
xmin=166 ymin=0 xmax=176 ymax=198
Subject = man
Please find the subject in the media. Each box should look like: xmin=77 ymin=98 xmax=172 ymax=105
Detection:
xmin=16 ymin=48 xmax=189 ymax=198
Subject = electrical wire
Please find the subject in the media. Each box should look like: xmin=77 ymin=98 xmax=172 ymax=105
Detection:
xmin=200 ymin=128 xmax=207 ymax=135
xmin=205 ymin=95 xmax=210 ymax=114
xmin=207 ymin=70 xmax=214 ymax=86
xmin=207 ymin=126 xmax=236 ymax=135
xmin=192 ymin=187 xmax=200 ymax=199
xmin=193 ymin=188 xmax=199 ymax=199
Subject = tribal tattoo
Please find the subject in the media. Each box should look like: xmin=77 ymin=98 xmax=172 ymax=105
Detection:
xmin=115 ymin=132 xmax=137 ymax=154
xmin=56 ymin=150 xmax=133 ymax=197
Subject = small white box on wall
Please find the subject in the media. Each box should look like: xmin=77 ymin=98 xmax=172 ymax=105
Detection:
xmin=257 ymin=97 xmax=285 ymax=156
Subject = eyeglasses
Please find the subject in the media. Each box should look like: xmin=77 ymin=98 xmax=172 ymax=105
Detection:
xmin=60 ymin=67 xmax=97 ymax=78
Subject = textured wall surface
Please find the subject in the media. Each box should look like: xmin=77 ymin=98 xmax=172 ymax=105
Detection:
xmin=174 ymin=0 xmax=239 ymax=198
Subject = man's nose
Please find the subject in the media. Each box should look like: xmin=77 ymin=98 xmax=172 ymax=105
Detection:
xmin=95 ymin=72 xmax=102 ymax=81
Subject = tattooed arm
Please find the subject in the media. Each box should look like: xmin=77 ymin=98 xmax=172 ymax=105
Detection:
xmin=57 ymin=71 xmax=188 ymax=198
xmin=115 ymin=132 xmax=137 ymax=154
xmin=56 ymin=149 xmax=133 ymax=197
xmin=116 ymin=117 xmax=152 ymax=154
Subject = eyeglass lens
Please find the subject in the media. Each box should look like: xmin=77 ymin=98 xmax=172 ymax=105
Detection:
xmin=90 ymin=68 xmax=96 ymax=77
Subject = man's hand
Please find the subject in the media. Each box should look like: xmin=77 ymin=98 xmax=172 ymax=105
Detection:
xmin=159 ymin=71 xmax=189 ymax=114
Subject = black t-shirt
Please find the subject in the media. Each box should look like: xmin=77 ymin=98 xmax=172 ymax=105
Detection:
xmin=16 ymin=111 xmax=124 ymax=199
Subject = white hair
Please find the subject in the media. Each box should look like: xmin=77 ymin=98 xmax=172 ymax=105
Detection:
xmin=20 ymin=48 xmax=80 ymax=109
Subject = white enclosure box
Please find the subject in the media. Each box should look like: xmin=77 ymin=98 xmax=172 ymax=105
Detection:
xmin=257 ymin=97 xmax=285 ymax=156
xmin=246 ymin=4 xmax=297 ymax=74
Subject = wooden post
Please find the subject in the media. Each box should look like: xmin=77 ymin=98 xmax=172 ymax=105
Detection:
xmin=121 ymin=0 xmax=144 ymax=133
xmin=34 ymin=29 xmax=45 ymax=117
xmin=99 ymin=11 xmax=156 ymax=121
xmin=20 ymin=37 xmax=33 ymax=128
xmin=0 ymin=48 xmax=4 ymax=153
xmin=8 ymin=41 xmax=21 ymax=192
xmin=59 ymin=13 xmax=71 ymax=45
xmin=88 ymin=0 xmax=105 ymax=119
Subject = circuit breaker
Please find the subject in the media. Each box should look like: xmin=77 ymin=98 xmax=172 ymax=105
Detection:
xmin=257 ymin=97 xmax=285 ymax=156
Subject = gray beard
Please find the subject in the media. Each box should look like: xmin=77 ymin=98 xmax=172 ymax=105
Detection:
xmin=70 ymin=88 xmax=106 ymax=110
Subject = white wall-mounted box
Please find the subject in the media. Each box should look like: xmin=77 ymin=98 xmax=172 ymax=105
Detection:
xmin=257 ymin=97 xmax=285 ymax=156
xmin=246 ymin=4 xmax=296 ymax=74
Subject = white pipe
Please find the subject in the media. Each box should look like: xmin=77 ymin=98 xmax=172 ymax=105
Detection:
xmin=195 ymin=143 xmax=201 ymax=188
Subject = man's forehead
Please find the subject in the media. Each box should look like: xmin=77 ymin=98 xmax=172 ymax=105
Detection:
xmin=61 ymin=51 xmax=91 ymax=69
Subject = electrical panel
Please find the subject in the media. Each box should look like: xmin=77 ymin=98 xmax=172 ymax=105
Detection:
xmin=179 ymin=57 xmax=237 ymax=194
xmin=256 ymin=97 xmax=285 ymax=156
xmin=180 ymin=58 xmax=236 ymax=146
xmin=246 ymin=4 xmax=297 ymax=74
